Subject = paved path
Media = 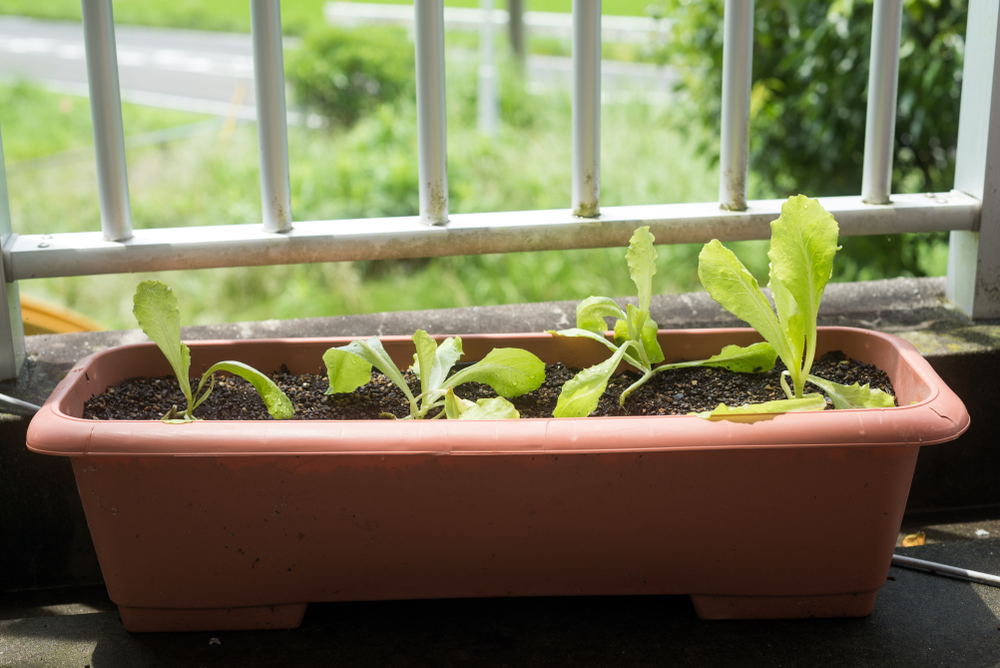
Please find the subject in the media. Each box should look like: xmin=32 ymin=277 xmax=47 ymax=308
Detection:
xmin=0 ymin=15 xmax=676 ymax=120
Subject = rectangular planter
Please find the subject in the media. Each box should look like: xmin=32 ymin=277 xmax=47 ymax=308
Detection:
xmin=26 ymin=327 xmax=969 ymax=631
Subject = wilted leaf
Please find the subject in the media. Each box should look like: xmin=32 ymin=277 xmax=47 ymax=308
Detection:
xmin=902 ymin=531 xmax=926 ymax=547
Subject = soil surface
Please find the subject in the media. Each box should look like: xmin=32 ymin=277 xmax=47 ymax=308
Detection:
xmin=83 ymin=352 xmax=894 ymax=420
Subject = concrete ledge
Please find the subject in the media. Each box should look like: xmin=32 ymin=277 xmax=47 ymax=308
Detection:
xmin=2 ymin=276 xmax=997 ymax=590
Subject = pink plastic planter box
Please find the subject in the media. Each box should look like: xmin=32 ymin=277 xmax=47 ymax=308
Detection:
xmin=26 ymin=327 xmax=969 ymax=632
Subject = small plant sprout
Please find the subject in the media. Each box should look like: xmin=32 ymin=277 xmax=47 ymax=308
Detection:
xmin=697 ymin=195 xmax=895 ymax=414
xmin=132 ymin=280 xmax=294 ymax=423
xmin=550 ymin=227 xmax=777 ymax=417
xmin=323 ymin=330 xmax=544 ymax=419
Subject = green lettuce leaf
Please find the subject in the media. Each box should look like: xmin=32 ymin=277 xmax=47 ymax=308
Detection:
xmin=698 ymin=240 xmax=793 ymax=368
xmin=576 ymin=296 xmax=626 ymax=332
xmin=133 ymin=280 xmax=192 ymax=403
xmin=444 ymin=388 xmax=520 ymax=420
xmin=323 ymin=348 xmax=373 ymax=394
xmin=203 ymin=361 xmax=294 ymax=420
xmin=691 ymin=393 xmax=828 ymax=419
xmin=457 ymin=396 xmax=521 ymax=420
xmin=551 ymin=327 xmax=619 ymax=353
xmin=553 ymin=345 xmax=629 ymax=417
xmin=806 ymin=374 xmax=896 ymax=409
xmin=324 ymin=337 xmax=414 ymax=403
xmin=620 ymin=304 xmax=664 ymax=364
xmin=656 ymin=342 xmax=777 ymax=374
xmin=625 ymin=226 xmax=657 ymax=313
xmin=444 ymin=387 xmax=472 ymax=419
xmin=768 ymin=196 xmax=839 ymax=397
xmin=411 ymin=330 xmax=463 ymax=396
xmin=444 ymin=348 xmax=544 ymax=397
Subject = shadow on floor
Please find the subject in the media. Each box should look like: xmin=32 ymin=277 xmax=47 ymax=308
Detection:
xmin=2 ymin=539 xmax=999 ymax=668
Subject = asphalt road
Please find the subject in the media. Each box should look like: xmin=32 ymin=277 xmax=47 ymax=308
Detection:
xmin=0 ymin=14 xmax=676 ymax=120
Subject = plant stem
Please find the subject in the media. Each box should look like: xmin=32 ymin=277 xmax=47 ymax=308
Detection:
xmin=780 ymin=371 xmax=795 ymax=400
xmin=619 ymin=370 xmax=654 ymax=407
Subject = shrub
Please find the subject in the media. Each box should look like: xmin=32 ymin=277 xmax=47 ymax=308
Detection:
xmin=663 ymin=0 xmax=965 ymax=197
xmin=660 ymin=0 xmax=966 ymax=280
xmin=287 ymin=26 xmax=415 ymax=126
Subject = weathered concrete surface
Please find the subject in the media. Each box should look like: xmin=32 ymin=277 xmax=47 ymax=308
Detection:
xmin=1 ymin=276 xmax=997 ymax=592
xmin=1 ymin=537 xmax=998 ymax=668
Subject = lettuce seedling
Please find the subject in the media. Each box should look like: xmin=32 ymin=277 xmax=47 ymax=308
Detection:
xmin=323 ymin=330 xmax=544 ymax=419
xmin=550 ymin=227 xmax=777 ymax=417
xmin=132 ymin=280 xmax=294 ymax=423
xmin=698 ymin=195 xmax=895 ymax=411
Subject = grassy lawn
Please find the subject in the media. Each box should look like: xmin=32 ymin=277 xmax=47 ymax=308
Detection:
xmin=1 ymin=58 xmax=732 ymax=330
xmin=0 ymin=0 xmax=659 ymax=35
xmin=0 ymin=82 xmax=211 ymax=163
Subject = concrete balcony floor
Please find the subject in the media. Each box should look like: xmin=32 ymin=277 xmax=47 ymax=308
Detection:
xmin=1 ymin=276 xmax=999 ymax=667
xmin=1 ymin=527 xmax=999 ymax=668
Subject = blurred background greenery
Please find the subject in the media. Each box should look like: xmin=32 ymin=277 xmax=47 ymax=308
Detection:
xmin=0 ymin=0 xmax=965 ymax=330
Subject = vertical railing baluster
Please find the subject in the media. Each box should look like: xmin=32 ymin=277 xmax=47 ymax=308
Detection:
xmin=572 ymin=0 xmax=601 ymax=218
xmin=861 ymin=0 xmax=903 ymax=205
xmin=250 ymin=0 xmax=293 ymax=233
xmin=477 ymin=0 xmax=499 ymax=136
xmin=415 ymin=0 xmax=450 ymax=225
xmin=0 ymin=125 xmax=25 ymax=380
xmin=946 ymin=0 xmax=1000 ymax=319
xmin=81 ymin=0 xmax=133 ymax=242
xmin=718 ymin=0 xmax=754 ymax=211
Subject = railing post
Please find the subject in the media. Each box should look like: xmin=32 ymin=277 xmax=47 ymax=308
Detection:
xmin=0 ymin=125 xmax=25 ymax=381
xmin=861 ymin=0 xmax=903 ymax=205
xmin=415 ymin=0 xmax=450 ymax=225
xmin=572 ymin=0 xmax=601 ymax=218
xmin=250 ymin=0 xmax=293 ymax=233
xmin=81 ymin=0 xmax=133 ymax=242
xmin=718 ymin=0 xmax=753 ymax=211
xmin=946 ymin=0 xmax=1000 ymax=319
xmin=478 ymin=0 xmax=499 ymax=136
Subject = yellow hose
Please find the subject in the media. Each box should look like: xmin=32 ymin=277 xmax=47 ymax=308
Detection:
xmin=20 ymin=295 xmax=104 ymax=335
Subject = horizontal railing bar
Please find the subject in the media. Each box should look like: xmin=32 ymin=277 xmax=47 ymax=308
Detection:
xmin=4 ymin=192 xmax=979 ymax=282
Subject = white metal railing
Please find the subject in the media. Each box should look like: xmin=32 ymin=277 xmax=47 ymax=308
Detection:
xmin=0 ymin=0 xmax=997 ymax=382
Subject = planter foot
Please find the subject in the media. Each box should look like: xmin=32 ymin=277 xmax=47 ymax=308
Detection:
xmin=118 ymin=602 xmax=308 ymax=632
xmin=690 ymin=592 xmax=878 ymax=620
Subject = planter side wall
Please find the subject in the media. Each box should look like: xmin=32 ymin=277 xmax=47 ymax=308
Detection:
xmin=73 ymin=444 xmax=918 ymax=617
xmin=25 ymin=327 xmax=966 ymax=629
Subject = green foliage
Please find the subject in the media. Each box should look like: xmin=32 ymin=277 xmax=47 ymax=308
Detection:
xmin=551 ymin=227 xmax=775 ymax=417
xmin=287 ymin=26 xmax=415 ymax=127
xmin=805 ymin=375 xmax=895 ymax=409
xmin=323 ymin=331 xmax=544 ymax=419
xmin=132 ymin=281 xmax=293 ymax=422
xmin=698 ymin=196 xmax=895 ymax=410
xmin=665 ymin=0 xmax=965 ymax=196
xmin=664 ymin=0 xmax=966 ymax=278
xmin=445 ymin=389 xmax=522 ymax=419
xmin=0 ymin=81 xmax=208 ymax=164
xmin=700 ymin=196 xmax=836 ymax=399
xmin=6 ymin=72 xmax=721 ymax=331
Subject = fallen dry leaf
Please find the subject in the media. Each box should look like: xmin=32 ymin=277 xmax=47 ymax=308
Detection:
xmin=902 ymin=531 xmax=926 ymax=547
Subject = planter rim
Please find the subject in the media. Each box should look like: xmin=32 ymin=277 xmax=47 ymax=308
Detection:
xmin=26 ymin=326 xmax=970 ymax=457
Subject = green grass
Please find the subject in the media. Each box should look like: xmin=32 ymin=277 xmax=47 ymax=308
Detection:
xmin=2 ymin=60 xmax=732 ymax=330
xmin=0 ymin=81 xmax=211 ymax=163
xmin=0 ymin=0 xmax=659 ymax=36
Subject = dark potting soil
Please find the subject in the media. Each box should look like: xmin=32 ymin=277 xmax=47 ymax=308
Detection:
xmin=82 ymin=352 xmax=895 ymax=421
